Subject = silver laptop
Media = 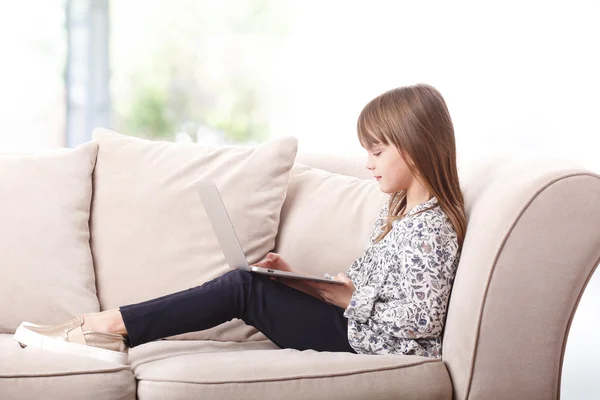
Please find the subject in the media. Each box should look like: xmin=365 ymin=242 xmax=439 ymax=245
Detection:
xmin=196 ymin=180 xmax=343 ymax=285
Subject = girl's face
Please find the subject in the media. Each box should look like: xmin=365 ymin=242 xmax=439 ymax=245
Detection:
xmin=365 ymin=143 xmax=414 ymax=194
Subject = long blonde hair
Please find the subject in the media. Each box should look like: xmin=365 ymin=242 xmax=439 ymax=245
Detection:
xmin=357 ymin=83 xmax=466 ymax=250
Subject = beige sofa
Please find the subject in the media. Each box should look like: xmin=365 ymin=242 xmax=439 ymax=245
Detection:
xmin=1 ymin=131 xmax=599 ymax=400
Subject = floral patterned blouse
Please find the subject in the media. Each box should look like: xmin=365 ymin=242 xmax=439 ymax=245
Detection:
xmin=342 ymin=196 xmax=460 ymax=358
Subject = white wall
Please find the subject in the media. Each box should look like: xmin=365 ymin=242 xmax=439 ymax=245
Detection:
xmin=272 ymin=1 xmax=599 ymax=176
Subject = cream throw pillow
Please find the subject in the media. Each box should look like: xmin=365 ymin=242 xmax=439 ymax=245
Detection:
xmin=0 ymin=142 xmax=100 ymax=333
xmin=90 ymin=129 xmax=298 ymax=341
xmin=275 ymin=163 xmax=389 ymax=278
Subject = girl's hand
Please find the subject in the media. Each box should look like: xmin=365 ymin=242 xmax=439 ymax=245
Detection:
xmin=251 ymin=252 xmax=293 ymax=281
xmin=304 ymin=273 xmax=356 ymax=309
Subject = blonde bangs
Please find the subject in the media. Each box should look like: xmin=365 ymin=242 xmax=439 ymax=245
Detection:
xmin=356 ymin=101 xmax=392 ymax=150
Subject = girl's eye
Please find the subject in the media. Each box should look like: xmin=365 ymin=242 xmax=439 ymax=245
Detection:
xmin=373 ymin=152 xmax=381 ymax=157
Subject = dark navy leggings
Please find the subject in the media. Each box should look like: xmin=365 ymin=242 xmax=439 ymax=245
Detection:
xmin=119 ymin=269 xmax=356 ymax=353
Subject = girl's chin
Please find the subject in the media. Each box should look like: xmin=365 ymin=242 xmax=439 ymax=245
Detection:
xmin=378 ymin=183 xmax=401 ymax=194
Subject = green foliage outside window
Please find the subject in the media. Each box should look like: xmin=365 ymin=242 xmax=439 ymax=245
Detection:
xmin=111 ymin=0 xmax=291 ymax=144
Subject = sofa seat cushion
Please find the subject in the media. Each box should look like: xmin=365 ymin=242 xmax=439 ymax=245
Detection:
xmin=0 ymin=334 xmax=136 ymax=400
xmin=129 ymin=340 xmax=452 ymax=400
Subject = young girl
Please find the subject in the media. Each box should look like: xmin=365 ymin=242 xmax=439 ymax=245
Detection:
xmin=14 ymin=83 xmax=466 ymax=364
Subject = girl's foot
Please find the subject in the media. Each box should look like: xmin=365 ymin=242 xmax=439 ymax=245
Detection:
xmin=13 ymin=315 xmax=128 ymax=365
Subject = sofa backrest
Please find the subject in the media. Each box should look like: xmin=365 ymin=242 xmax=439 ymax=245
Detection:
xmin=294 ymin=151 xmax=600 ymax=400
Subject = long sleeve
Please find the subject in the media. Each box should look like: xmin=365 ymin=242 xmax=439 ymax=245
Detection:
xmin=350 ymin=215 xmax=458 ymax=340
xmin=343 ymin=269 xmax=386 ymax=323
xmin=384 ymin=227 xmax=453 ymax=338
xmin=343 ymin=195 xmax=460 ymax=357
xmin=343 ymin=199 xmax=391 ymax=320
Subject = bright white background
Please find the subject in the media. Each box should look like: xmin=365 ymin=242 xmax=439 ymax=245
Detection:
xmin=277 ymin=1 xmax=600 ymax=174
xmin=0 ymin=1 xmax=65 ymax=151
xmin=0 ymin=1 xmax=598 ymax=397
